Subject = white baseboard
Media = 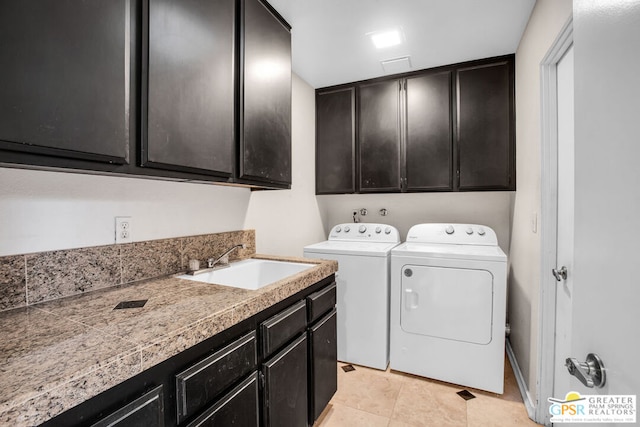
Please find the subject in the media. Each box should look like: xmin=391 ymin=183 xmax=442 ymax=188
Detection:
xmin=506 ymin=339 xmax=539 ymax=423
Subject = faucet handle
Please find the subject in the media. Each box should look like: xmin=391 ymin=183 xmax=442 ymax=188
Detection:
xmin=207 ymin=258 xmax=215 ymax=268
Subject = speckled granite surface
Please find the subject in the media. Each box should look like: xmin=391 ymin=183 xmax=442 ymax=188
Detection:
xmin=0 ymin=230 xmax=256 ymax=310
xmin=0 ymin=255 xmax=337 ymax=426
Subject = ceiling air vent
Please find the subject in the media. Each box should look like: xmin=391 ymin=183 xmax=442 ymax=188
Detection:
xmin=381 ymin=56 xmax=411 ymax=74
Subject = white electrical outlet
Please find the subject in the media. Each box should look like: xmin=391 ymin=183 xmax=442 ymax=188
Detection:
xmin=115 ymin=217 xmax=132 ymax=244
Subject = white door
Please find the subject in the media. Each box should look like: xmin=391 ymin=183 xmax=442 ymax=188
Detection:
xmin=559 ymin=0 xmax=640 ymax=423
xmin=552 ymin=44 xmax=574 ymax=400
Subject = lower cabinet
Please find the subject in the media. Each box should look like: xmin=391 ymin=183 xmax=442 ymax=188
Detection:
xmin=309 ymin=309 xmax=338 ymax=423
xmin=262 ymin=334 xmax=309 ymax=426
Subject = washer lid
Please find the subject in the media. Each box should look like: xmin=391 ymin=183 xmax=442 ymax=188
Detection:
xmin=392 ymin=242 xmax=506 ymax=262
xmin=304 ymin=240 xmax=400 ymax=257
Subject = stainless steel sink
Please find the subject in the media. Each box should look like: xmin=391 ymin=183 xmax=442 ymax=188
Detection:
xmin=177 ymin=259 xmax=315 ymax=290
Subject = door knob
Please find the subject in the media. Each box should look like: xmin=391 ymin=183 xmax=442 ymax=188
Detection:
xmin=565 ymin=353 xmax=606 ymax=388
xmin=552 ymin=266 xmax=568 ymax=281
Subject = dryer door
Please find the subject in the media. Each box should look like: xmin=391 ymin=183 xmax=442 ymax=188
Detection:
xmin=400 ymin=265 xmax=493 ymax=344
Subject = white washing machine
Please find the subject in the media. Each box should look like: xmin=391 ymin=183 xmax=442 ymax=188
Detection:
xmin=390 ymin=223 xmax=507 ymax=393
xmin=304 ymin=223 xmax=400 ymax=370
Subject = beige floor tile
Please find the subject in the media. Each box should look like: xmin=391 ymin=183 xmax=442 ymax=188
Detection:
xmin=315 ymin=402 xmax=390 ymax=427
xmin=390 ymin=375 xmax=467 ymax=426
xmin=327 ymin=355 xmax=540 ymax=427
xmin=466 ymin=394 xmax=538 ymax=427
xmin=331 ymin=363 xmax=404 ymax=417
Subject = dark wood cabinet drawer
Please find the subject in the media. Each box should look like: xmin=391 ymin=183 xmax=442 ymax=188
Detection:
xmin=175 ymin=332 xmax=257 ymax=424
xmin=185 ymin=373 xmax=259 ymax=427
xmin=306 ymin=282 xmax=336 ymax=324
xmin=260 ymin=300 xmax=307 ymax=358
xmin=91 ymin=385 xmax=164 ymax=427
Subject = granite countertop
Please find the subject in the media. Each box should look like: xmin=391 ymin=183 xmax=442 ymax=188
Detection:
xmin=0 ymin=254 xmax=337 ymax=426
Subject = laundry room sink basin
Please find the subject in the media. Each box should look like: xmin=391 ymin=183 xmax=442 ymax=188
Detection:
xmin=176 ymin=259 xmax=316 ymax=290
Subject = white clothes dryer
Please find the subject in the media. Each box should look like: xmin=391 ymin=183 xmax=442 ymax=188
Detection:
xmin=304 ymin=223 xmax=400 ymax=370
xmin=390 ymin=223 xmax=507 ymax=393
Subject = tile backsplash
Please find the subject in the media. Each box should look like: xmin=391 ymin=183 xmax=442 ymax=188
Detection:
xmin=0 ymin=229 xmax=255 ymax=311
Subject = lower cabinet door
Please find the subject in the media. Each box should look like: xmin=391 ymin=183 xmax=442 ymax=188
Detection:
xmin=91 ymin=385 xmax=164 ymax=427
xmin=262 ymin=334 xmax=308 ymax=427
xmin=309 ymin=308 xmax=337 ymax=423
xmin=186 ymin=373 xmax=259 ymax=427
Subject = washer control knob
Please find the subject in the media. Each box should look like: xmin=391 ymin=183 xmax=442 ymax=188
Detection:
xmin=445 ymin=225 xmax=455 ymax=235
xmin=385 ymin=227 xmax=392 ymax=235
xmin=344 ymin=226 xmax=351 ymax=233
xmin=477 ymin=228 xmax=486 ymax=236
xmin=359 ymin=225 xmax=367 ymax=233
xmin=466 ymin=227 xmax=474 ymax=235
xmin=375 ymin=227 xmax=382 ymax=234
xmin=335 ymin=226 xmax=342 ymax=233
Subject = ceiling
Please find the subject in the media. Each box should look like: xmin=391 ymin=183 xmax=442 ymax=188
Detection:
xmin=267 ymin=0 xmax=536 ymax=89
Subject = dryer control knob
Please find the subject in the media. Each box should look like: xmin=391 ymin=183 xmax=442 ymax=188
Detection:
xmin=335 ymin=226 xmax=342 ymax=233
xmin=375 ymin=227 xmax=382 ymax=234
xmin=344 ymin=226 xmax=351 ymax=233
xmin=384 ymin=227 xmax=392 ymax=234
xmin=445 ymin=225 xmax=455 ymax=235
xmin=359 ymin=225 xmax=367 ymax=233
xmin=477 ymin=228 xmax=486 ymax=236
xmin=466 ymin=227 xmax=474 ymax=235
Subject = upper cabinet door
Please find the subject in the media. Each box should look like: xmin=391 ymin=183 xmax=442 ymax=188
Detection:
xmin=316 ymin=88 xmax=356 ymax=194
xmin=358 ymin=80 xmax=402 ymax=192
xmin=240 ymin=0 xmax=292 ymax=187
xmin=143 ymin=0 xmax=235 ymax=177
xmin=0 ymin=0 xmax=131 ymax=164
xmin=405 ymin=71 xmax=453 ymax=191
xmin=456 ymin=60 xmax=514 ymax=190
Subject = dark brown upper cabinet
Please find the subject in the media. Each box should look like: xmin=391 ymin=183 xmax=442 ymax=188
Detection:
xmin=358 ymin=80 xmax=402 ymax=192
xmin=315 ymin=88 xmax=356 ymax=194
xmin=456 ymin=60 xmax=514 ymax=190
xmin=315 ymin=55 xmax=514 ymax=194
xmin=0 ymin=0 xmax=292 ymax=190
xmin=238 ymin=0 xmax=292 ymax=188
xmin=405 ymin=71 xmax=453 ymax=191
xmin=141 ymin=0 xmax=235 ymax=178
xmin=0 ymin=0 xmax=131 ymax=165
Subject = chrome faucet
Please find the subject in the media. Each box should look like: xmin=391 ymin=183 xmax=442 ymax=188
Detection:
xmin=207 ymin=244 xmax=246 ymax=269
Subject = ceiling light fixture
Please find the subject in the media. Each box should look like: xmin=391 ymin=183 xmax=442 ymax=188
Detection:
xmin=369 ymin=29 xmax=402 ymax=49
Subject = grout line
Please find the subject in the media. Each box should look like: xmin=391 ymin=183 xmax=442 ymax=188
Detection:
xmin=23 ymin=255 xmax=29 ymax=306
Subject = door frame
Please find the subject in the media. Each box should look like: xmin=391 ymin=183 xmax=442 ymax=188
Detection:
xmin=537 ymin=16 xmax=573 ymax=426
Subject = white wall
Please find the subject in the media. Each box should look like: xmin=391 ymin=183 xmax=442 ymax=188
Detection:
xmin=318 ymin=192 xmax=513 ymax=254
xmin=508 ymin=0 xmax=572 ymax=401
xmin=245 ymin=74 xmax=325 ymax=256
xmin=0 ymin=168 xmax=251 ymax=256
